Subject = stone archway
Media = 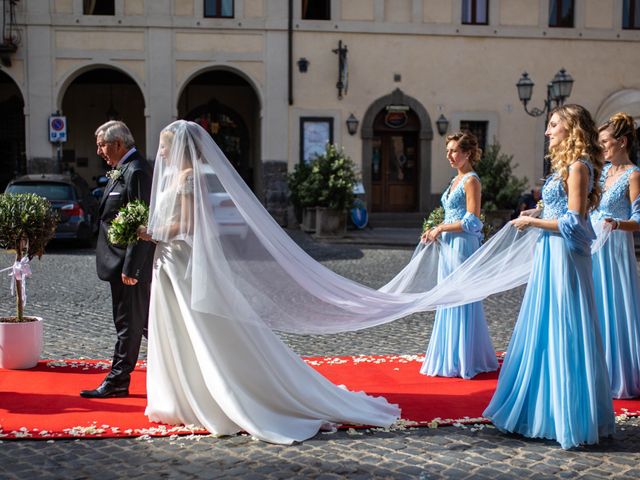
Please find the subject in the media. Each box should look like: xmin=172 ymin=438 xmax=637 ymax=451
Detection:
xmin=361 ymin=88 xmax=434 ymax=214
xmin=178 ymin=69 xmax=260 ymax=193
xmin=0 ymin=72 xmax=25 ymax=190
xmin=60 ymin=67 xmax=146 ymax=188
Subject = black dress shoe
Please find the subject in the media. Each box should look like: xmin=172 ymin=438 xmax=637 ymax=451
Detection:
xmin=80 ymin=382 xmax=129 ymax=398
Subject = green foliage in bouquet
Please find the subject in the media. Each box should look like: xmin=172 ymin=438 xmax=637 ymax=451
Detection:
xmin=108 ymin=200 xmax=149 ymax=246
xmin=422 ymin=206 xmax=445 ymax=234
xmin=0 ymin=193 xmax=58 ymax=321
xmin=421 ymin=206 xmax=492 ymax=241
xmin=475 ymin=142 xmax=529 ymax=212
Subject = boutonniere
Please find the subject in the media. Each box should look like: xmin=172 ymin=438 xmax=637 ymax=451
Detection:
xmin=106 ymin=167 xmax=123 ymax=182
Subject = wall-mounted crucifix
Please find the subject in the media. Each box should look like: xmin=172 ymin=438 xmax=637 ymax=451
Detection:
xmin=332 ymin=40 xmax=348 ymax=100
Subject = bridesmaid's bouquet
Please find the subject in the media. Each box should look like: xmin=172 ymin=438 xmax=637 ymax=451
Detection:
xmin=421 ymin=206 xmax=492 ymax=241
xmin=421 ymin=207 xmax=445 ymax=236
xmin=108 ymin=200 xmax=149 ymax=246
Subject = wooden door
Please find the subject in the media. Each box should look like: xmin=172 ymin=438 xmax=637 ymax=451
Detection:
xmin=371 ymin=132 xmax=419 ymax=212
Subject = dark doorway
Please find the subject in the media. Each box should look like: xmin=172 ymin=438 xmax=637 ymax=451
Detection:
xmin=61 ymin=67 xmax=145 ymax=187
xmin=0 ymin=73 xmax=25 ymax=191
xmin=178 ymin=69 xmax=260 ymax=192
xmin=370 ymin=108 xmax=420 ymax=212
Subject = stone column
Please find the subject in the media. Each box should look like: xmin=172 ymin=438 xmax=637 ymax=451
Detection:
xmin=261 ymin=27 xmax=289 ymax=226
xmin=25 ymin=24 xmax=56 ymax=173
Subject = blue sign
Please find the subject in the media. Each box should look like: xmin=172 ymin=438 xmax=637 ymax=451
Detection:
xmin=49 ymin=115 xmax=67 ymax=143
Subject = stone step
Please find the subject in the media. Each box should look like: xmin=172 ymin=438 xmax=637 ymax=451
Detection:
xmin=367 ymin=212 xmax=425 ymax=229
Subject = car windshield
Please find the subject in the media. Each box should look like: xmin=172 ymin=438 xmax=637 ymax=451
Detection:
xmin=6 ymin=182 xmax=75 ymax=201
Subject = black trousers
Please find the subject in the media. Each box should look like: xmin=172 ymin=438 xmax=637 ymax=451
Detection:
xmin=105 ymin=280 xmax=150 ymax=387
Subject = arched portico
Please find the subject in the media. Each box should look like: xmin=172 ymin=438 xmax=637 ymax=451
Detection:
xmin=178 ymin=67 xmax=261 ymax=193
xmin=595 ymin=89 xmax=640 ymax=125
xmin=58 ymin=66 xmax=146 ymax=187
xmin=361 ymin=88 xmax=434 ymax=214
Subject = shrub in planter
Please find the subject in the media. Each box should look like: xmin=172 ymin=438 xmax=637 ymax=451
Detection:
xmin=304 ymin=144 xmax=358 ymax=212
xmin=286 ymin=161 xmax=313 ymax=224
xmin=475 ymin=142 xmax=528 ymax=212
xmin=302 ymin=144 xmax=358 ymax=237
xmin=0 ymin=193 xmax=58 ymax=321
xmin=475 ymin=142 xmax=528 ymax=228
xmin=0 ymin=193 xmax=57 ymax=369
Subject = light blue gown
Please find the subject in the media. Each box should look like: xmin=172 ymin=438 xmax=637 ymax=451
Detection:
xmin=591 ymin=163 xmax=640 ymax=399
xmin=420 ymin=172 xmax=498 ymax=379
xmin=483 ymin=160 xmax=615 ymax=449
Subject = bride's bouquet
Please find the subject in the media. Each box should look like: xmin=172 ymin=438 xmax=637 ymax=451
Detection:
xmin=107 ymin=200 xmax=149 ymax=246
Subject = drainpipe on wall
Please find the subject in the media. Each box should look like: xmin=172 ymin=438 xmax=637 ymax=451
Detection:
xmin=288 ymin=0 xmax=293 ymax=105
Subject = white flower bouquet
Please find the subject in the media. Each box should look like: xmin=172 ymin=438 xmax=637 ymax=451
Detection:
xmin=107 ymin=200 xmax=149 ymax=246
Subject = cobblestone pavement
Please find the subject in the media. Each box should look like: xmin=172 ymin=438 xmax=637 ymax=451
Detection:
xmin=1 ymin=233 xmax=640 ymax=479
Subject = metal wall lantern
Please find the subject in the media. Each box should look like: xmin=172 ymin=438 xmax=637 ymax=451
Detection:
xmin=436 ymin=114 xmax=449 ymax=136
xmin=297 ymin=57 xmax=309 ymax=73
xmin=346 ymin=113 xmax=359 ymax=135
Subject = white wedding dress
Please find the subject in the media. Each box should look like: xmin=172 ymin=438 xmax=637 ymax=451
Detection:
xmin=144 ymin=122 xmax=399 ymax=444
xmin=145 ymin=240 xmax=400 ymax=444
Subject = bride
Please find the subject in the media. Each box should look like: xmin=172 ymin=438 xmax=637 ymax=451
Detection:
xmin=138 ymin=121 xmax=400 ymax=444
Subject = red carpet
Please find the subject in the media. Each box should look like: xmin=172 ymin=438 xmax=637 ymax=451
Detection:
xmin=0 ymin=355 xmax=638 ymax=440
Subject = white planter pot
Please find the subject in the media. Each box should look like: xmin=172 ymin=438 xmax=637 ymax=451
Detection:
xmin=0 ymin=316 xmax=43 ymax=369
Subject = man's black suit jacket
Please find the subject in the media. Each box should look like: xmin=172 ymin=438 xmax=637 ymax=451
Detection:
xmin=96 ymin=150 xmax=155 ymax=283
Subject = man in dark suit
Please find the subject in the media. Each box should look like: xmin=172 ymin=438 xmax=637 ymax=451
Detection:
xmin=80 ymin=121 xmax=155 ymax=398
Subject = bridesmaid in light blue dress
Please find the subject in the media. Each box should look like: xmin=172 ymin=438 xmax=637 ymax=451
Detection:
xmin=484 ymin=104 xmax=615 ymax=449
xmin=591 ymin=112 xmax=640 ymax=399
xmin=420 ymin=132 xmax=497 ymax=379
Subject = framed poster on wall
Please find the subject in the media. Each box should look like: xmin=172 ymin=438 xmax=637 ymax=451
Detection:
xmin=300 ymin=117 xmax=333 ymax=164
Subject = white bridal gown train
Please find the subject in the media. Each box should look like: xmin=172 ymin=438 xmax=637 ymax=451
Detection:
xmin=145 ymin=242 xmax=401 ymax=444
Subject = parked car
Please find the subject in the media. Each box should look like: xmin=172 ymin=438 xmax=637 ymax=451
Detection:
xmin=202 ymin=166 xmax=249 ymax=239
xmin=5 ymin=173 xmax=99 ymax=244
xmin=91 ymin=174 xmax=109 ymax=200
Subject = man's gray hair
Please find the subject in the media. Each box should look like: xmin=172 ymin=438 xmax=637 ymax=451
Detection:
xmin=95 ymin=121 xmax=135 ymax=148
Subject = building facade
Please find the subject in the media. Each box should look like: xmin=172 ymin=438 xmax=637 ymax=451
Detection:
xmin=1 ymin=0 xmax=639 ymax=224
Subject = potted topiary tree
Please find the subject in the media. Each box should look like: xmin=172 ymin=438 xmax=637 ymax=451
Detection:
xmin=475 ymin=142 xmax=529 ymax=230
xmin=286 ymin=161 xmax=317 ymax=232
xmin=303 ymin=144 xmax=358 ymax=237
xmin=0 ymin=193 xmax=58 ymax=369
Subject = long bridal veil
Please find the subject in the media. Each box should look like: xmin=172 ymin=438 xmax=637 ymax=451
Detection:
xmin=146 ymin=121 xmax=602 ymax=335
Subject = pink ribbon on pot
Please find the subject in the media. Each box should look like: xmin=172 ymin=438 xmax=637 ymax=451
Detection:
xmin=1 ymin=256 xmax=32 ymax=306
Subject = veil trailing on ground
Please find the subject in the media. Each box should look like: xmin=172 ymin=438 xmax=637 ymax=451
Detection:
xmin=145 ymin=121 xmax=602 ymax=335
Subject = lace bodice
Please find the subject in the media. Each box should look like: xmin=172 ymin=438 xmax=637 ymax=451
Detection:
xmin=442 ymin=172 xmax=478 ymax=223
xmin=541 ymin=160 xmax=594 ymax=220
xmin=591 ymin=164 xmax=640 ymax=222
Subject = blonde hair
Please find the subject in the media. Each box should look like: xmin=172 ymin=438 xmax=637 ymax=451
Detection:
xmin=599 ymin=111 xmax=637 ymax=159
xmin=446 ymin=131 xmax=482 ymax=167
xmin=547 ymin=104 xmax=603 ymax=211
xmin=160 ymin=129 xmax=175 ymax=144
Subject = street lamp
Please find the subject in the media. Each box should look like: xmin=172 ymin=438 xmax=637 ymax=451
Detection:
xmin=516 ymin=68 xmax=574 ymax=174
xmin=516 ymin=68 xmax=573 ymax=116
